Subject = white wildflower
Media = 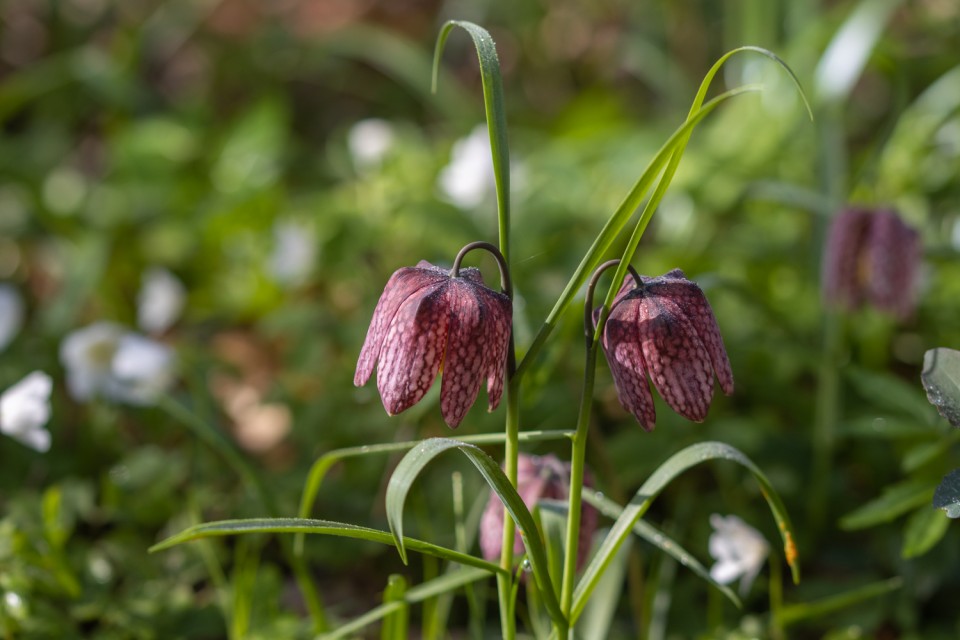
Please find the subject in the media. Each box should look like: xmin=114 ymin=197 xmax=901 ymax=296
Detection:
xmin=708 ymin=514 xmax=770 ymax=596
xmin=268 ymin=220 xmax=316 ymax=286
xmin=0 ymin=284 xmax=25 ymax=351
xmin=347 ymin=118 xmax=395 ymax=169
xmin=137 ymin=267 xmax=186 ymax=334
xmin=438 ymin=125 xmax=496 ymax=209
xmin=60 ymin=322 xmax=175 ymax=405
xmin=0 ymin=371 xmax=53 ymax=452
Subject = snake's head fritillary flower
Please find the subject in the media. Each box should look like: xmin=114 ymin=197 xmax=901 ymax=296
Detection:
xmin=478 ymin=453 xmax=598 ymax=570
xmin=354 ymin=254 xmax=512 ymax=429
xmin=708 ymin=513 xmax=769 ymax=597
xmin=822 ymin=207 xmax=921 ymax=319
xmin=0 ymin=371 xmax=53 ymax=452
xmin=599 ymin=269 xmax=734 ymax=431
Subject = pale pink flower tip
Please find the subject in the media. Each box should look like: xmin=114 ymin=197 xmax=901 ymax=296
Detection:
xmin=599 ymin=269 xmax=734 ymax=431
xmin=478 ymin=453 xmax=598 ymax=570
xmin=354 ymin=260 xmax=512 ymax=428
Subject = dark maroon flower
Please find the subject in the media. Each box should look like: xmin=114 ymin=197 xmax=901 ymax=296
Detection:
xmin=599 ymin=269 xmax=734 ymax=431
xmin=354 ymin=259 xmax=512 ymax=428
xmin=479 ymin=453 xmax=598 ymax=569
xmin=822 ymin=207 xmax=921 ymax=319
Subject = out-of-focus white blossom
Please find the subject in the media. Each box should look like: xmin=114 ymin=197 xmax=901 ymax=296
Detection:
xmin=708 ymin=514 xmax=770 ymax=596
xmin=60 ymin=322 xmax=175 ymax=405
xmin=268 ymin=220 xmax=316 ymax=286
xmin=0 ymin=371 xmax=53 ymax=452
xmin=347 ymin=118 xmax=395 ymax=169
xmin=0 ymin=284 xmax=25 ymax=351
xmin=137 ymin=267 xmax=186 ymax=334
xmin=438 ymin=125 xmax=496 ymax=209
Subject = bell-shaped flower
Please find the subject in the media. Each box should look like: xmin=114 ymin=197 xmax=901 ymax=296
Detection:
xmin=60 ymin=322 xmax=175 ymax=406
xmin=137 ymin=267 xmax=186 ymax=334
xmin=479 ymin=453 xmax=598 ymax=569
xmin=0 ymin=284 xmax=25 ymax=352
xmin=0 ymin=371 xmax=53 ymax=452
xmin=708 ymin=514 xmax=769 ymax=596
xmin=599 ymin=269 xmax=733 ymax=431
xmin=822 ymin=207 xmax=921 ymax=319
xmin=355 ymin=260 xmax=511 ymax=428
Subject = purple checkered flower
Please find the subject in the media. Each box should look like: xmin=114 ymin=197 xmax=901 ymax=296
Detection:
xmin=599 ymin=269 xmax=734 ymax=431
xmin=354 ymin=255 xmax=511 ymax=428
xmin=479 ymin=453 xmax=598 ymax=569
xmin=822 ymin=207 xmax=921 ymax=319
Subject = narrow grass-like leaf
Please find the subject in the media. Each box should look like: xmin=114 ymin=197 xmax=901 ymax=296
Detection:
xmin=295 ymin=430 xmax=573 ymax=555
xmin=846 ymin=366 xmax=936 ymax=423
xmin=433 ymin=21 xmax=511 ymax=259
xmin=840 ymin=480 xmax=935 ymax=530
xmin=778 ymin=578 xmax=902 ymax=626
xmin=576 ymin=529 xmax=632 ymax=640
xmin=901 ymin=505 xmax=950 ymax=558
xmin=571 ymin=442 xmax=798 ymax=622
xmin=922 ymin=348 xmax=960 ymax=428
xmin=320 ymin=568 xmax=492 ymax=640
xmin=385 ymin=438 xmax=564 ymax=625
xmin=814 ymin=0 xmax=903 ymax=104
xmin=514 ymin=85 xmax=760 ymax=380
xmin=381 ymin=574 xmax=408 ymax=640
xmin=150 ymin=518 xmax=505 ymax=576
xmin=581 ymin=489 xmax=741 ymax=609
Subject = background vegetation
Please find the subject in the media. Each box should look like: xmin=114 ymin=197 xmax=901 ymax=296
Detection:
xmin=1 ymin=0 xmax=959 ymax=637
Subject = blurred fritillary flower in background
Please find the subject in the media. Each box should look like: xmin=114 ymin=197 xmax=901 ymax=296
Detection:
xmin=137 ymin=267 xmax=186 ymax=334
xmin=354 ymin=259 xmax=511 ymax=428
xmin=599 ymin=269 xmax=734 ymax=431
xmin=822 ymin=207 xmax=921 ymax=319
xmin=347 ymin=118 xmax=395 ymax=170
xmin=479 ymin=453 xmax=598 ymax=569
xmin=0 ymin=371 xmax=53 ymax=452
xmin=268 ymin=219 xmax=316 ymax=287
xmin=0 ymin=284 xmax=25 ymax=351
xmin=60 ymin=322 xmax=175 ymax=406
xmin=708 ymin=513 xmax=769 ymax=596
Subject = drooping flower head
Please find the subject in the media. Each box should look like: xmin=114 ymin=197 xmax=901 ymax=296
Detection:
xmin=0 ymin=371 xmax=53 ymax=452
xmin=708 ymin=513 xmax=769 ymax=596
xmin=822 ymin=207 xmax=921 ymax=319
xmin=597 ymin=267 xmax=734 ymax=431
xmin=479 ymin=453 xmax=598 ymax=569
xmin=354 ymin=242 xmax=512 ymax=428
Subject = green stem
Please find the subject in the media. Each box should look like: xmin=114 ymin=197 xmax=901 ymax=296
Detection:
xmin=808 ymin=311 xmax=842 ymax=535
xmin=769 ymin=552 xmax=785 ymax=640
xmin=560 ymin=345 xmax=598 ymax=620
xmin=497 ymin=379 xmax=520 ymax=640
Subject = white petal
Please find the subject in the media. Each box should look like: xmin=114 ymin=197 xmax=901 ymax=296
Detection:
xmin=347 ymin=118 xmax=395 ymax=168
xmin=137 ymin=267 xmax=186 ymax=334
xmin=710 ymin=559 xmax=744 ymax=585
xmin=0 ymin=284 xmax=25 ymax=351
xmin=268 ymin=221 xmax=316 ymax=286
xmin=437 ymin=126 xmax=495 ymax=209
xmin=59 ymin=322 xmax=125 ymax=401
xmin=0 ymin=371 xmax=53 ymax=452
xmin=109 ymin=334 xmax=175 ymax=405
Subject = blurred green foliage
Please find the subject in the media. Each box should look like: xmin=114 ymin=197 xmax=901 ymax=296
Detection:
xmin=2 ymin=0 xmax=960 ymax=638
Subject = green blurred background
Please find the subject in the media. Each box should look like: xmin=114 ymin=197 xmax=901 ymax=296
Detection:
xmin=1 ymin=0 xmax=959 ymax=637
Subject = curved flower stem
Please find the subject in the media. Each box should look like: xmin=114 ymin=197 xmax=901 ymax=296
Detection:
xmin=560 ymin=260 xmax=638 ymax=624
xmin=450 ymin=241 xmax=513 ymax=300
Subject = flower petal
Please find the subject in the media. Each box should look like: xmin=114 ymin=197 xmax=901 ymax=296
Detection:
xmin=651 ymin=277 xmax=734 ymax=396
xmin=822 ymin=208 xmax=871 ymax=311
xmin=637 ymin=292 xmax=714 ymax=422
xmin=376 ymin=286 xmax=450 ymax=416
xmin=603 ymin=298 xmax=657 ymax=430
xmin=866 ymin=210 xmax=920 ymax=319
xmin=355 ymin=265 xmax=447 ymax=386
xmin=439 ymin=280 xmax=489 ymax=428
